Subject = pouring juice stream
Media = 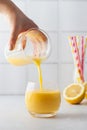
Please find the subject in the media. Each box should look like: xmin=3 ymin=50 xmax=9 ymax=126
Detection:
xmin=33 ymin=58 xmax=43 ymax=90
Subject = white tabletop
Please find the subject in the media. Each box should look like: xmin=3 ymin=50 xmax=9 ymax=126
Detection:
xmin=0 ymin=95 xmax=87 ymax=130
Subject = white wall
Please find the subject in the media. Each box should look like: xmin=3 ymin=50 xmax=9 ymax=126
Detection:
xmin=0 ymin=0 xmax=87 ymax=94
xmin=59 ymin=0 xmax=87 ymax=90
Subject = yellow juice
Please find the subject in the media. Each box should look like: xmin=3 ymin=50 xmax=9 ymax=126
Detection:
xmin=7 ymin=56 xmax=61 ymax=115
xmin=33 ymin=58 xmax=43 ymax=90
xmin=25 ymin=58 xmax=61 ymax=115
xmin=25 ymin=90 xmax=61 ymax=114
xmin=6 ymin=56 xmax=31 ymax=66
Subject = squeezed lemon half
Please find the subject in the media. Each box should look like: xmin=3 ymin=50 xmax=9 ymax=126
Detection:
xmin=63 ymin=83 xmax=85 ymax=104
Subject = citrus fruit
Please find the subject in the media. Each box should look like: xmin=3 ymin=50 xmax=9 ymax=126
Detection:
xmin=63 ymin=83 xmax=85 ymax=104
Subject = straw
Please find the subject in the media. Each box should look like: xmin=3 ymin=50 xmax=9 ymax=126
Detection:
xmin=68 ymin=36 xmax=84 ymax=83
xmin=76 ymin=36 xmax=80 ymax=47
xmin=68 ymin=36 xmax=79 ymax=82
xmin=81 ymin=36 xmax=84 ymax=77
xmin=77 ymin=36 xmax=82 ymax=61
xmin=84 ymin=37 xmax=87 ymax=55
xmin=73 ymin=36 xmax=84 ymax=82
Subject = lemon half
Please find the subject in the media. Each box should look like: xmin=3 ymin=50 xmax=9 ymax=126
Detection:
xmin=63 ymin=83 xmax=85 ymax=104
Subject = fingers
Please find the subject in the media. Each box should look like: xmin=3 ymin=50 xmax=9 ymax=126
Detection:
xmin=27 ymin=29 xmax=48 ymax=57
xmin=21 ymin=36 xmax=26 ymax=49
xmin=9 ymin=30 xmax=18 ymax=50
xmin=28 ymin=29 xmax=47 ymax=43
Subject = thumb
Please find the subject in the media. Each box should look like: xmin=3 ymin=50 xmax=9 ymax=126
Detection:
xmin=9 ymin=30 xmax=18 ymax=50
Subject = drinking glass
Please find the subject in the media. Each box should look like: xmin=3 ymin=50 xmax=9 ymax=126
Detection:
xmin=25 ymin=81 xmax=61 ymax=118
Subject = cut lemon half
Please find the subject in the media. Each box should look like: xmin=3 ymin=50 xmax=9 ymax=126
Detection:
xmin=83 ymin=82 xmax=87 ymax=99
xmin=63 ymin=83 xmax=85 ymax=104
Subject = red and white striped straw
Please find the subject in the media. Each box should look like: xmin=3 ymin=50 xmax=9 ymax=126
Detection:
xmin=72 ymin=36 xmax=84 ymax=82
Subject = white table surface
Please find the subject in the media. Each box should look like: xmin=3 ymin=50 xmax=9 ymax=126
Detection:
xmin=0 ymin=95 xmax=87 ymax=130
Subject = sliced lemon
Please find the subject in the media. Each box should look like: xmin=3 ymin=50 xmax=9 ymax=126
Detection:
xmin=83 ymin=82 xmax=87 ymax=99
xmin=63 ymin=83 xmax=85 ymax=104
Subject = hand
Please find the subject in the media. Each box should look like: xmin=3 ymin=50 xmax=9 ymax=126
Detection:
xmin=27 ymin=29 xmax=48 ymax=57
xmin=28 ymin=29 xmax=47 ymax=43
xmin=9 ymin=12 xmax=48 ymax=51
xmin=9 ymin=10 xmax=38 ymax=50
xmin=0 ymin=0 xmax=47 ymax=50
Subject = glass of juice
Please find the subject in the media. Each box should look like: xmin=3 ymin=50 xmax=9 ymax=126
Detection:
xmin=25 ymin=82 xmax=61 ymax=118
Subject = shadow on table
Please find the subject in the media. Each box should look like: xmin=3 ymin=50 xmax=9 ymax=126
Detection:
xmin=53 ymin=100 xmax=87 ymax=119
xmin=55 ymin=112 xmax=87 ymax=119
xmin=47 ymin=100 xmax=87 ymax=119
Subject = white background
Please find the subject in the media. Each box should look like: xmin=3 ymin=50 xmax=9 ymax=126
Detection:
xmin=0 ymin=0 xmax=87 ymax=94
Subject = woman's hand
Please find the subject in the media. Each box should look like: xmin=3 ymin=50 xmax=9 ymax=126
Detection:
xmin=0 ymin=0 xmax=47 ymax=51
xmin=0 ymin=0 xmax=38 ymax=50
xmin=8 ymin=9 xmax=38 ymax=50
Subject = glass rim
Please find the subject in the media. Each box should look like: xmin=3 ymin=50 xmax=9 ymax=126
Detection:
xmin=25 ymin=81 xmax=60 ymax=92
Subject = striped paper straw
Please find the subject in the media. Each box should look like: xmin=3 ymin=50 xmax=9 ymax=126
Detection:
xmin=81 ymin=36 xmax=84 ymax=77
xmin=73 ymin=36 xmax=84 ymax=82
xmin=68 ymin=36 xmax=84 ymax=83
